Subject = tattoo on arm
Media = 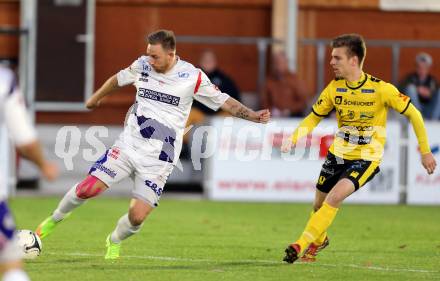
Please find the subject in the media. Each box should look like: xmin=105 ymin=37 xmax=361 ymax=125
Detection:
xmin=223 ymin=98 xmax=254 ymax=120
xmin=236 ymin=107 xmax=250 ymax=119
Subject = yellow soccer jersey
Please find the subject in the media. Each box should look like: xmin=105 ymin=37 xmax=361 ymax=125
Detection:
xmin=312 ymin=72 xmax=410 ymax=162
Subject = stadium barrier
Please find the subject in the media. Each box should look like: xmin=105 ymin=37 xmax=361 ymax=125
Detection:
xmin=4 ymin=119 xmax=439 ymax=205
xmin=205 ymin=117 xmax=439 ymax=205
xmin=407 ymin=121 xmax=440 ymax=204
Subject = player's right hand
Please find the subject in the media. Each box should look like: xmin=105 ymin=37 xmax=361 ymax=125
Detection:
xmin=257 ymin=109 xmax=271 ymax=123
xmin=281 ymin=137 xmax=293 ymax=153
xmin=421 ymin=152 xmax=436 ymax=175
xmin=41 ymin=162 xmax=59 ymax=181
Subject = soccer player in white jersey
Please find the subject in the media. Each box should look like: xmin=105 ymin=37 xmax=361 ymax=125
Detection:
xmin=36 ymin=30 xmax=271 ymax=259
xmin=0 ymin=64 xmax=58 ymax=281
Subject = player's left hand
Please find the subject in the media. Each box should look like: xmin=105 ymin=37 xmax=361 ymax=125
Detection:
xmin=421 ymin=152 xmax=436 ymax=175
xmin=86 ymin=96 xmax=101 ymax=109
xmin=41 ymin=161 xmax=59 ymax=181
xmin=256 ymin=109 xmax=271 ymax=123
xmin=281 ymin=137 xmax=293 ymax=153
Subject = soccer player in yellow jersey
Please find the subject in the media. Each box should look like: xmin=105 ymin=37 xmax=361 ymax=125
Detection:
xmin=281 ymin=34 xmax=437 ymax=264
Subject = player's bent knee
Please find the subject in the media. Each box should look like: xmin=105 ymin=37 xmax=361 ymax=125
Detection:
xmin=325 ymin=179 xmax=354 ymax=207
xmin=128 ymin=207 xmax=152 ymax=226
xmin=325 ymin=190 xmax=343 ymax=206
xmin=76 ymin=175 xmax=106 ymax=199
xmin=128 ymin=212 xmax=146 ymax=226
xmin=325 ymin=192 xmax=345 ymax=207
xmin=128 ymin=199 xmax=154 ymax=226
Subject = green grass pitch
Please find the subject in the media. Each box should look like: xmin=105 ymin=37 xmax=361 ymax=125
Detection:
xmin=9 ymin=197 xmax=440 ymax=281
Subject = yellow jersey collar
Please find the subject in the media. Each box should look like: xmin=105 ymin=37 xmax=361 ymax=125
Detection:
xmin=345 ymin=72 xmax=367 ymax=90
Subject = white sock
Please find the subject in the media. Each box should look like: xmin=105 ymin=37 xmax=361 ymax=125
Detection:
xmin=52 ymin=184 xmax=86 ymax=222
xmin=2 ymin=269 xmax=30 ymax=281
xmin=110 ymin=214 xmax=142 ymax=243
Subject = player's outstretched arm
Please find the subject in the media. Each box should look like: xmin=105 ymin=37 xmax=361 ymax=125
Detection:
xmin=16 ymin=141 xmax=58 ymax=181
xmin=403 ymin=103 xmax=437 ymax=174
xmin=220 ymin=97 xmax=271 ymax=123
xmin=4 ymin=90 xmax=58 ymax=181
xmin=86 ymin=75 xmax=121 ymax=109
xmin=281 ymin=112 xmax=322 ymax=153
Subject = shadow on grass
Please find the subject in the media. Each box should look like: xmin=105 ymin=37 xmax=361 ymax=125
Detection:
xmin=29 ymin=259 xmax=284 ymax=272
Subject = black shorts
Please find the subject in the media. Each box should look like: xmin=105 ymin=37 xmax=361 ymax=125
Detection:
xmin=316 ymin=152 xmax=380 ymax=193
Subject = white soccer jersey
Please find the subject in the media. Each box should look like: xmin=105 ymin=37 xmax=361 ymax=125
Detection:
xmin=115 ymin=56 xmax=229 ymax=165
xmin=0 ymin=65 xmax=37 ymax=199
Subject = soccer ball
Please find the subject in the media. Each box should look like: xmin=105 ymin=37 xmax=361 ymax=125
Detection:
xmin=15 ymin=230 xmax=42 ymax=259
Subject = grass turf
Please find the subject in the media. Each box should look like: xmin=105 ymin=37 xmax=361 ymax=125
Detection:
xmin=9 ymin=197 xmax=440 ymax=281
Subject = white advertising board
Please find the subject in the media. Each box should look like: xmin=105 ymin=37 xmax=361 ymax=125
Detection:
xmin=407 ymin=121 xmax=440 ymax=205
xmin=206 ymin=117 xmax=401 ymax=204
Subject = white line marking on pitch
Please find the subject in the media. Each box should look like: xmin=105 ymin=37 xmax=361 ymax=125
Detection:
xmin=46 ymin=252 xmax=438 ymax=274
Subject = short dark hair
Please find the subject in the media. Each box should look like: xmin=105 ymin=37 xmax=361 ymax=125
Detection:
xmin=147 ymin=30 xmax=176 ymax=51
xmin=331 ymin=34 xmax=366 ymax=66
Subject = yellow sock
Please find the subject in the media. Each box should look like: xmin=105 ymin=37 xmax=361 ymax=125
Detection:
xmin=308 ymin=210 xmax=328 ymax=245
xmin=315 ymin=230 xmax=328 ymax=245
xmin=295 ymin=202 xmax=338 ymax=252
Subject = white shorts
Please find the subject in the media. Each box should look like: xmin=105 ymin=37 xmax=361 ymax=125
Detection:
xmin=89 ymin=146 xmax=174 ymax=207
xmin=0 ymin=201 xmax=22 ymax=262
